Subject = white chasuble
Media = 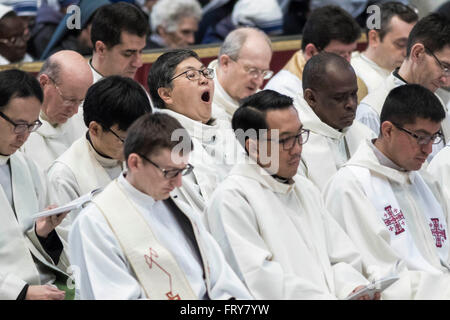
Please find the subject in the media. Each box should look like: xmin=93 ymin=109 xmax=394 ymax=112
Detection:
xmin=0 ymin=152 xmax=69 ymax=299
xmin=324 ymin=140 xmax=450 ymax=299
xmin=206 ymin=158 xmax=369 ymax=300
xmin=295 ymin=97 xmax=375 ymax=191
xmin=22 ymin=111 xmax=86 ymax=171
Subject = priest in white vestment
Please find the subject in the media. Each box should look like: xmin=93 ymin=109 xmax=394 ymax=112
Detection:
xmin=356 ymin=13 xmax=450 ymax=162
xmin=0 ymin=69 xmax=70 ymax=300
xmin=22 ymin=50 xmax=93 ymax=171
xmin=48 ymin=76 xmax=152 ymax=242
xmin=265 ymin=5 xmax=368 ymax=103
xmin=209 ymin=27 xmax=273 ymax=123
xmin=297 ymin=53 xmax=375 ymax=191
xmin=350 ymin=2 xmax=417 ymax=94
xmin=206 ymin=90 xmax=375 ymax=300
xmin=69 ymin=113 xmax=252 ymax=300
xmin=148 ymin=49 xmax=240 ymax=213
xmin=324 ymin=84 xmax=450 ymax=299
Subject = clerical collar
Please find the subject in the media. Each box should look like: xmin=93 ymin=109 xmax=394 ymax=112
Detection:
xmin=271 ymin=174 xmax=291 ymax=184
xmin=0 ymin=153 xmax=10 ymax=166
xmin=86 ymin=131 xmax=113 ymax=160
xmin=89 ymin=59 xmax=105 ymax=78
xmin=393 ymin=68 xmax=408 ymax=84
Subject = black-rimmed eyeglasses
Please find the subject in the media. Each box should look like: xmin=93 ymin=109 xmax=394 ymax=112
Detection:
xmin=424 ymin=46 xmax=450 ymax=77
xmin=0 ymin=110 xmax=42 ymax=134
xmin=170 ymin=68 xmax=214 ymax=82
xmin=392 ymin=122 xmax=443 ymax=145
xmin=267 ymin=129 xmax=310 ymax=150
xmin=138 ymin=153 xmax=194 ymax=179
xmin=109 ymin=128 xmax=125 ymax=143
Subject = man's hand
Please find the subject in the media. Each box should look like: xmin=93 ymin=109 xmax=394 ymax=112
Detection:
xmin=25 ymin=285 xmax=65 ymax=300
xmin=35 ymin=205 xmax=69 ymax=238
xmin=350 ymin=285 xmax=381 ymax=300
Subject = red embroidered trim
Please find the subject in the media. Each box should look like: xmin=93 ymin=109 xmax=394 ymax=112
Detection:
xmin=383 ymin=205 xmax=406 ymax=235
xmin=429 ymin=218 xmax=447 ymax=248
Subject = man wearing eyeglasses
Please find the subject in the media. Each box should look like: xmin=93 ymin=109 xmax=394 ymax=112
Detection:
xmin=21 ymin=50 xmax=93 ymax=171
xmin=0 ymin=4 xmax=33 ymax=65
xmin=209 ymin=27 xmax=273 ymax=123
xmin=357 ymin=13 xmax=450 ymax=162
xmin=47 ymin=76 xmax=151 ymax=243
xmin=296 ymin=52 xmax=376 ymax=191
xmin=148 ymin=49 xmax=238 ymax=214
xmin=69 ymin=112 xmax=252 ymax=300
xmin=325 ymin=84 xmax=450 ymax=299
xmin=351 ymin=2 xmax=418 ymax=95
xmin=206 ymin=89 xmax=377 ymax=300
xmin=0 ymin=69 xmax=71 ymax=300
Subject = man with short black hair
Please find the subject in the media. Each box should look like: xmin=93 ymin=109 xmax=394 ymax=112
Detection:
xmin=298 ymin=52 xmax=375 ymax=191
xmin=0 ymin=69 xmax=69 ymax=300
xmin=356 ymin=13 xmax=450 ymax=157
xmin=265 ymin=5 xmax=367 ymax=102
xmin=47 ymin=76 xmax=151 ymax=242
xmin=69 ymin=112 xmax=252 ymax=300
xmin=351 ymin=2 xmax=418 ymax=94
xmin=89 ymin=2 xmax=150 ymax=82
xmin=325 ymin=84 xmax=450 ymax=299
xmin=206 ymin=89 xmax=375 ymax=300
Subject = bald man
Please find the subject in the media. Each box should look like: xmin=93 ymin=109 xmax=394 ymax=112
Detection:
xmin=297 ymin=52 xmax=375 ymax=191
xmin=22 ymin=50 xmax=93 ymax=170
xmin=209 ymin=27 xmax=273 ymax=123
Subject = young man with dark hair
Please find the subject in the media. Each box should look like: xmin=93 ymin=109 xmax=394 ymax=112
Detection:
xmin=47 ymin=76 xmax=151 ymax=242
xmin=69 ymin=112 xmax=252 ymax=300
xmin=298 ymin=52 xmax=375 ymax=191
xmin=89 ymin=2 xmax=150 ymax=82
xmin=325 ymin=84 xmax=450 ymax=299
xmin=265 ymin=5 xmax=367 ymax=101
xmin=352 ymin=2 xmax=418 ymax=94
xmin=148 ymin=48 xmax=237 ymax=214
xmin=0 ymin=69 xmax=69 ymax=300
xmin=206 ymin=89 xmax=376 ymax=300
xmin=357 ymin=13 xmax=450 ymax=153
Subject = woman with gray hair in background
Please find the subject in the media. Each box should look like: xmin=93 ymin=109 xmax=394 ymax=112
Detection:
xmin=148 ymin=0 xmax=202 ymax=49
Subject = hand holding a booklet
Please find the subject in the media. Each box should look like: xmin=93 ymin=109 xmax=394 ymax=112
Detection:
xmin=35 ymin=204 xmax=69 ymax=238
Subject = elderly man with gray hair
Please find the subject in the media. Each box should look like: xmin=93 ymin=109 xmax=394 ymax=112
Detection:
xmin=208 ymin=27 xmax=273 ymax=124
xmin=148 ymin=0 xmax=202 ymax=49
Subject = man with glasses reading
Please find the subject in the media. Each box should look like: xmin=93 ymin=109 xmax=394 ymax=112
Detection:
xmin=357 ymin=13 xmax=450 ymax=162
xmin=297 ymin=52 xmax=375 ymax=191
xmin=206 ymin=90 xmax=377 ymax=300
xmin=0 ymin=69 xmax=70 ymax=300
xmin=69 ymin=112 xmax=252 ymax=300
xmin=148 ymin=49 xmax=238 ymax=214
xmin=209 ymin=27 xmax=273 ymax=123
xmin=47 ymin=76 xmax=151 ymax=243
xmin=0 ymin=4 xmax=33 ymax=65
xmin=22 ymin=50 xmax=93 ymax=170
xmin=324 ymin=84 xmax=450 ymax=299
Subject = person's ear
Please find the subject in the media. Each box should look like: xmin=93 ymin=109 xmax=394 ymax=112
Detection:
xmin=94 ymin=40 xmax=107 ymax=55
xmin=39 ymin=73 xmax=51 ymax=89
xmin=157 ymin=87 xmax=173 ymax=106
xmin=245 ymin=138 xmax=259 ymax=160
xmin=409 ymin=43 xmax=426 ymax=63
xmin=380 ymin=121 xmax=394 ymax=141
xmin=367 ymin=29 xmax=380 ymax=47
xmin=304 ymin=43 xmax=320 ymax=60
xmin=127 ymin=153 xmax=140 ymax=171
xmin=303 ymin=88 xmax=316 ymax=109
xmin=88 ymin=121 xmax=103 ymax=138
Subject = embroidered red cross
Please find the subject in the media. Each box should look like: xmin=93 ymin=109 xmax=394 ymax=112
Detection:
xmin=383 ymin=205 xmax=405 ymax=235
xmin=429 ymin=218 xmax=447 ymax=248
xmin=144 ymin=248 xmax=181 ymax=300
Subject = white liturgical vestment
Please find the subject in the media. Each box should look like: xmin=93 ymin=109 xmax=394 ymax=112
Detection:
xmin=69 ymin=173 xmax=252 ymax=300
xmin=47 ymin=135 xmax=123 ymax=242
xmin=22 ymin=111 xmax=86 ymax=171
xmin=324 ymin=140 xmax=450 ymax=299
xmin=350 ymin=51 xmax=391 ymax=94
xmin=428 ymin=144 xmax=450 ymax=201
xmin=206 ymin=158 xmax=369 ymax=299
xmin=295 ymin=97 xmax=375 ymax=191
xmin=0 ymin=152 xmax=69 ymax=299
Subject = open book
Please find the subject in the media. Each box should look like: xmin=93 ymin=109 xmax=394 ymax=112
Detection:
xmin=32 ymin=187 xmax=104 ymax=220
xmin=346 ymin=261 xmax=401 ymax=300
